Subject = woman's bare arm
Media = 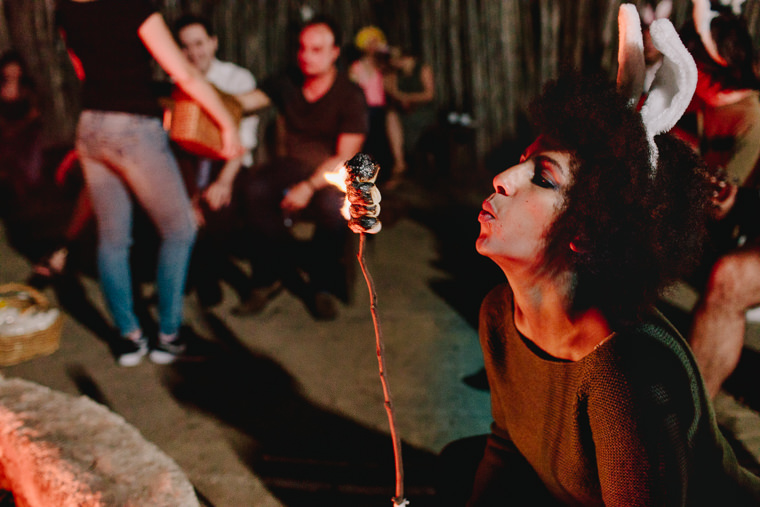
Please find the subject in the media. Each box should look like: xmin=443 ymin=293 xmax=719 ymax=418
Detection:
xmin=137 ymin=13 xmax=242 ymax=159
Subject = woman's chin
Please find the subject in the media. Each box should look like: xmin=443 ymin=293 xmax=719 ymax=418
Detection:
xmin=475 ymin=235 xmax=489 ymax=256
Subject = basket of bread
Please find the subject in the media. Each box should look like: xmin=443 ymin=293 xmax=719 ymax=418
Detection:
xmin=0 ymin=283 xmax=63 ymax=366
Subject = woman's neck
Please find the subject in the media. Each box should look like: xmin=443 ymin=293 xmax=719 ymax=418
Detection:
xmin=508 ymin=272 xmax=612 ymax=361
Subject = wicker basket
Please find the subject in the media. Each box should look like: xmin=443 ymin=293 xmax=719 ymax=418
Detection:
xmin=0 ymin=283 xmax=63 ymax=366
xmin=163 ymin=86 xmax=242 ymax=160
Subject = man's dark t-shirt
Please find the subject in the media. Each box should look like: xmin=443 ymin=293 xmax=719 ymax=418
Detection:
xmin=259 ymin=69 xmax=368 ymax=170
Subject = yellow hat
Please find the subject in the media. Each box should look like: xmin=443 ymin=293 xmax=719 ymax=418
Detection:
xmin=354 ymin=26 xmax=387 ymax=51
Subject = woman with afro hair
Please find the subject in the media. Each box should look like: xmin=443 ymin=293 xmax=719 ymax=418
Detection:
xmin=438 ymin=68 xmax=760 ymax=505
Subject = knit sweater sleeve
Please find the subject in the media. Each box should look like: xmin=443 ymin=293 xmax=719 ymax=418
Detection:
xmin=583 ymin=321 xmax=700 ymax=506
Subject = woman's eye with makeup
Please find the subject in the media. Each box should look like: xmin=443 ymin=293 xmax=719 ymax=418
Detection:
xmin=531 ymin=164 xmax=557 ymax=189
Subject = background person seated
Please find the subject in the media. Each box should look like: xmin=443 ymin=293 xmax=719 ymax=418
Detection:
xmin=0 ymin=50 xmax=44 ymax=201
xmin=675 ymin=0 xmax=760 ymax=399
xmin=384 ymin=46 xmax=436 ymax=187
xmin=174 ymin=14 xmax=259 ymax=308
xmin=235 ymin=15 xmax=368 ymax=320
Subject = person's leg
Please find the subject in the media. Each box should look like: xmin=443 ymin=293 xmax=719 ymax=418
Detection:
xmin=31 ymin=186 xmax=93 ymax=279
xmin=205 ymin=176 xmax=251 ymax=301
xmin=190 ymin=179 xmax=239 ymax=308
xmin=362 ymin=107 xmax=393 ymax=182
xmin=187 ymin=226 xmax=222 ymax=308
xmin=308 ymin=185 xmax=350 ymax=318
xmin=240 ymin=161 xmax=293 ymax=286
xmin=689 ymin=247 xmax=760 ymax=397
xmin=76 ymin=112 xmax=140 ymax=338
xmin=66 ymin=188 xmax=94 ymax=243
xmin=76 ymin=112 xmax=150 ymax=367
xmin=107 ymin=116 xmax=197 ymax=338
xmin=385 ymin=108 xmax=406 ymax=186
xmin=234 ymin=158 xmax=308 ymax=314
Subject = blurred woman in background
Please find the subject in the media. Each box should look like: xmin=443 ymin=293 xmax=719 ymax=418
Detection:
xmin=56 ymin=0 xmax=241 ymax=366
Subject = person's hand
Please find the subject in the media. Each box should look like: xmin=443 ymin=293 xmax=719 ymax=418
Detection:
xmin=219 ymin=125 xmax=244 ymax=160
xmin=203 ymin=179 xmax=233 ymax=211
xmin=281 ymin=180 xmax=315 ymax=213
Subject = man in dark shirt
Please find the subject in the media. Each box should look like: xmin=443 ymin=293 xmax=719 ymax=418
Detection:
xmin=236 ymin=15 xmax=368 ymax=320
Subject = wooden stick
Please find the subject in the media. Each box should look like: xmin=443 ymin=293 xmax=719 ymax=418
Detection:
xmin=357 ymin=233 xmax=407 ymax=506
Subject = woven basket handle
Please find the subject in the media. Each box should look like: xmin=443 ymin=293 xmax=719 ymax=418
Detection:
xmin=0 ymin=283 xmax=51 ymax=312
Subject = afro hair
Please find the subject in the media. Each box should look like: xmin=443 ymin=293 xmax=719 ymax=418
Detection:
xmin=530 ymin=73 xmax=712 ymax=325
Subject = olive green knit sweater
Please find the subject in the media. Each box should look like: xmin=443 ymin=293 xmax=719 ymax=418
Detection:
xmin=472 ymin=283 xmax=760 ymax=506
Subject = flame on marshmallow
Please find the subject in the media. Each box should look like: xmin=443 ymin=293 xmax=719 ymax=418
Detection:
xmin=323 ymin=163 xmax=351 ymax=220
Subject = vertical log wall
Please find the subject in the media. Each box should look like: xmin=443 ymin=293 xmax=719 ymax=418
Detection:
xmin=3 ymin=0 xmax=760 ymax=165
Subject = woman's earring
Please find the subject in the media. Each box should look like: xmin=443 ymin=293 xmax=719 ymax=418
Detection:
xmin=569 ymin=240 xmax=587 ymax=254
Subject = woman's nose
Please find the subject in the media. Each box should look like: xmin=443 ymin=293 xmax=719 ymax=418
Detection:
xmin=493 ymin=164 xmax=526 ymax=196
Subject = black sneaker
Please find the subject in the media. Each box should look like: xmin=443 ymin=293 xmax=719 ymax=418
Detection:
xmin=149 ymin=335 xmax=186 ymax=364
xmin=115 ymin=334 xmax=148 ymax=367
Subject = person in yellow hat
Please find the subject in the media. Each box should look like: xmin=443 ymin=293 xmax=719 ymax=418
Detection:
xmin=349 ymin=26 xmax=393 ymax=180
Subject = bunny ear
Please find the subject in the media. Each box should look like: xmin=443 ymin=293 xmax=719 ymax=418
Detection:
xmin=693 ymin=0 xmax=728 ymax=65
xmin=617 ymin=4 xmax=646 ymax=106
xmin=639 ymin=18 xmax=698 ymax=171
xmin=616 ymin=3 xmax=698 ymax=175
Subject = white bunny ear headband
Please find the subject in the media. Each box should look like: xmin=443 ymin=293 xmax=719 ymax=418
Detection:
xmin=616 ymin=3 xmax=698 ymax=175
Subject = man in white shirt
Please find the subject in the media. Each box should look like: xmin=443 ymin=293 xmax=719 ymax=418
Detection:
xmin=175 ymin=14 xmax=258 ymax=211
xmin=174 ymin=14 xmax=258 ymax=307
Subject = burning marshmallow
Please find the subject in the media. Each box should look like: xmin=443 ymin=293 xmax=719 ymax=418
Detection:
xmin=344 ymin=153 xmax=382 ymax=234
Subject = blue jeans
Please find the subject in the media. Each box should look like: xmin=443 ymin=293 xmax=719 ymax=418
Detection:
xmin=76 ymin=111 xmax=197 ymax=336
